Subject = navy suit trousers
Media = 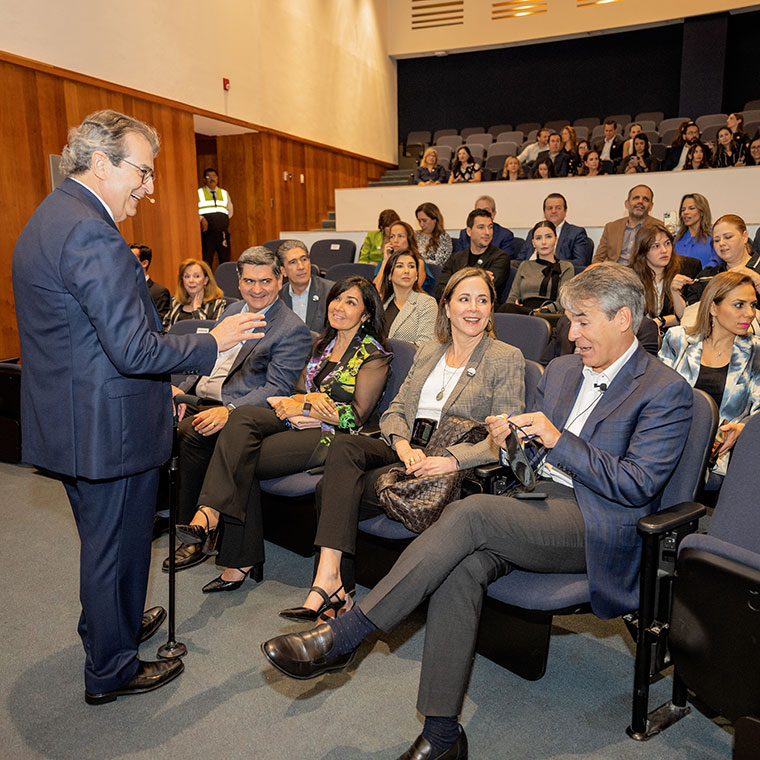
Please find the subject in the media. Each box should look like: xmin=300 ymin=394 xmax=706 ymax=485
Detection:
xmin=64 ymin=468 xmax=159 ymax=693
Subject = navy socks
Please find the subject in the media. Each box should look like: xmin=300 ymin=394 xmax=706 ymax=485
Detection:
xmin=325 ymin=606 xmax=377 ymax=656
xmin=422 ymin=716 xmax=460 ymax=756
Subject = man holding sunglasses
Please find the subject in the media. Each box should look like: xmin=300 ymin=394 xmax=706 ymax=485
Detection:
xmin=262 ymin=264 xmax=693 ymax=760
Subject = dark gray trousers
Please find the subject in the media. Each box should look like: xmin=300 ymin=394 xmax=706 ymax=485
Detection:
xmin=358 ymin=481 xmax=587 ymax=717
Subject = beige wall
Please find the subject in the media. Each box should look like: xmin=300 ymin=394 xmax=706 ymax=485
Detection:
xmin=335 ymin=167 xmax=760 ymax=233
xmin=2 ymin=0 xmax=397 ymax=162
xmin=386 ymin=0 xmax=757 ymax=57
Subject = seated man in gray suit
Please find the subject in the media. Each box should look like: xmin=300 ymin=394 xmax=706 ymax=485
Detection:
xmin=515 ymin=193 xmax=592 ymax=271
xmin=168 ymin=246 xmax=312 ymax=570
xmin=277 ymin=239 xmax=334 ymax=332
xmin=261 ymin=264 xmax=693 ymax=760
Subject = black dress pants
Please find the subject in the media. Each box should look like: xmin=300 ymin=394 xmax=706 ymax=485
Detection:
xmin=198 ymin=405 xmax=324 ymax=568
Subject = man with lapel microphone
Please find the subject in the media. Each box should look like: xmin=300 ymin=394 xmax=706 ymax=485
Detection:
xmin=261 ymin=263 xmax=693 ymax=760
xmin=167 ymin=245 xmax=312 ymax=571
xmin=12 ymin=110 xmax=265 ymax=705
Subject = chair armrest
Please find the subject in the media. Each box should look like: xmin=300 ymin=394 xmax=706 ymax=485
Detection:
xmin=472 ymin=462 xmax=509 ymax=479
xmin=637 ymin=502 xmax=707 ymax=535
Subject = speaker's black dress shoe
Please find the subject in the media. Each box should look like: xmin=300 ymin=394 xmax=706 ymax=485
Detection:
xmin=396 ymin=729 xmax=468 ymax=760
xmin=137 ymin=606 xmax=166 ymax=644
xmin=152 ymin=513 xmax=170 ymax=540
xmin=84 ymin=658 xmax=184 ymax=705
xmin=261 ymin=622 xmax=354 ymax=680
xmin=162 ymin=542 xmax=209 ymax=573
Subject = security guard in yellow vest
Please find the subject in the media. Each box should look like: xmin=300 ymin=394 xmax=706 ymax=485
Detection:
xmin=198 ymin=168 xmax=233 ymax=266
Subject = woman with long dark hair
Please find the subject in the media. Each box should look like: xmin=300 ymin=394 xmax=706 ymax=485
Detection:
xmin=628 ymin=222 xmax=681 ymax=333
xmin=448 ymin=145 xmax=482 ymax=183
xmin=373 ymin=220 xmax=429 ymax=292
xmin=175 ymin=277 xmax=392 ymax=592
xmin=379 ymin=250 xmax=437 ymax=346
xmin=415 ymin=202 xmax=453 ymax=266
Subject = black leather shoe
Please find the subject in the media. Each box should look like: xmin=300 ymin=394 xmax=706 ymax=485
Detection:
xmin=176 ymin=508 xmax=219 ymax=554
xmin=260 ymin=623 xmax=354 ymax=680
xmin=396 ymin=729 xmax=468 ymax=760
xmin=84 ymin=658 xmax=184 ymax=705
xmin=152 ymin=513 xmax=170 ymax=541
xmin=162 ymin=542 xmax=209 ymax=573
xmin=137 ymin=606 xmax=166 ymax=644
xmin=202 ymin=567 xmax=254 ymax=593
xmin=279 ymin=585 xmax=352 ymax=622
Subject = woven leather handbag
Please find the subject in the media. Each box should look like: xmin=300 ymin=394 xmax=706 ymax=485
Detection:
xmin=376 ymin=416 xmax=488 ymax=533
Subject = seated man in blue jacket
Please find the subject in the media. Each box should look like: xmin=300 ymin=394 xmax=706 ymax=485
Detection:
xmin=515 ymin=193 xmax=593 ymax=272
xmin=261 ymin=264 xmax=693 ymax=760
xmin=452 ymin=194 xmax=514 ymax=258
xmin=168 ymin=246 xmax=312 ymax=570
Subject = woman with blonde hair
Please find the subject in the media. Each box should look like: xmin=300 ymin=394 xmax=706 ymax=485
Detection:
xmin=163 ymin=258 xmax=228 ymax=327
xmin=500 ymin=155 xmax=525 ymax=181
xmin=414 ymin=148 xmax=449 ymax=186
xmin=415 ymin=202 xmax=453 ymax=266
xmin=279 ymin=267 xmax=524 ymax=620
xmin=674 ymin=193 xmax=716 ymax=268
xmin=660 ymin=270 xmax=760 ymax=487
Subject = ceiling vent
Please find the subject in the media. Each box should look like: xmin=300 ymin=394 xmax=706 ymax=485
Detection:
xmin=411 ymin=1 xmax=465 ymax=30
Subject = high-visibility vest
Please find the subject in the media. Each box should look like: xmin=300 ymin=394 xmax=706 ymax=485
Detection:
xmin=198 ymin=186 xmax=230 ymax=216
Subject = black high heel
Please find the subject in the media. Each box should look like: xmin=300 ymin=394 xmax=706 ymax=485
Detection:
xmin=201 ymin=563 xmax=262 ymax=593
xmin=279 ymin=585 xmax=353 ymax=622
xmin=176 ymin=507 xmax=219 ymax=555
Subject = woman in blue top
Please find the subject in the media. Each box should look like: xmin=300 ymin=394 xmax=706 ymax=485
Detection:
xmin=674 ymin=193 xmax=717 ymax=268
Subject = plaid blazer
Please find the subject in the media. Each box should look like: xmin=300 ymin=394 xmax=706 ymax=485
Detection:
xmin=380 ymin=334 xmax=525 ymax=469
xmin=540 ymin=346 xmax=693 ymax=618
xmin=385 ymin=290 xmax=437 ymax=347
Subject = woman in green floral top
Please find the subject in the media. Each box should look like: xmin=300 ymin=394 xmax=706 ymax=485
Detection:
xmin=176 ymin=277 xmax=391 ymax=593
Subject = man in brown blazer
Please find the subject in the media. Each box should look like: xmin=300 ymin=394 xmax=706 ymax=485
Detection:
xmin=592 ymin=185 xmax=660 ymax=266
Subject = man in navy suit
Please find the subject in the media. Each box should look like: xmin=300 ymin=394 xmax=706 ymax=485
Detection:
xmin=167 ymin=246 xmax=312 ymax=570
xmin=277 ymin=239 xmax=334 ymax=332
xmin=515 ymin=193 xmax=592 ymax=271
xmin=261 ymin=264 xmax=693 ymax=759
xmin=12 ymin=110 xmax=263 ymax=704
xmin=531 ymin=132 xmax=571 ymax=177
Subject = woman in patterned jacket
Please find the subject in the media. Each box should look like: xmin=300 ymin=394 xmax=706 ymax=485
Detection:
xmin=175 ymin=277 xmax=391 ymax=592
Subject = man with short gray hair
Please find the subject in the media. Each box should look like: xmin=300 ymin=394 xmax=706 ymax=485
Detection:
xmin=261 ymin=263 xmax=694 ymax=759
xmin=13 ymin=109 xmax=263 ymax=704
xmin=277 ymin=240 xmax=334 ymax=332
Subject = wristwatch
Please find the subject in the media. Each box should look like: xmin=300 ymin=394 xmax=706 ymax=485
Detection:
xmin=302 ymin=401 xmax=312 ymax=417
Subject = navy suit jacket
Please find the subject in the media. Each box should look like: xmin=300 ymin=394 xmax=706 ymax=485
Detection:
xmin=532 ymin=149 xmax=570 ymax=177
xmin=515 ymin=222 xmax=591 ymax=270
xmin=12 ymin=178 xmax=218 ymax=480
xmin=454 ymin=222 xmax=515 ymax=258
xmin=179 ymin=296 xmax=312 ymax=408
xmin=537 ymin=346 xmax=693 ymax=618
xmin=279 ymin=275 xmax=334 ymax=333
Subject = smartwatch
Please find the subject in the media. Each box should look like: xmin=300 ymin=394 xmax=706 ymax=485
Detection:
xmin=302 ymin=401 xmax=312 ymax=417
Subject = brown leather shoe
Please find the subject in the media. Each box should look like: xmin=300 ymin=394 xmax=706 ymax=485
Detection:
xmin=137 ymin=606 xmax=166 ymax=644
xmin=162 ymin=542 xmax=209 ymax=573
xmin=260 ymin=623 xmax=354 ymax=680
xmin=84 ymin=658 xmax=184 ymax=705
xmin=396 ymin=730 xmax=468 ymax=760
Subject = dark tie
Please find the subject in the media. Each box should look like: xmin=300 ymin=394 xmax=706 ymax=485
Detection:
xmin=211 ymin=190 xmax=217 ymax=206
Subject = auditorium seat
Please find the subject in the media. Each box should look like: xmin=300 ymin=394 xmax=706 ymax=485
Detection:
xmin=436 ymin=135 xmax=463 ymax=151
xmin=696 ymin=113 xmax=727 ymax=131
xmin=465 ymin=132 xmax=493 ymax=148
xmin=460 ymin=127 xmax=485 ymax=140
xmin=310 ymin=239 xmax=356 ymax=273
xmin=658 ymin=116 xmax=691 ymax=135
xmin=516 ymin=122 xmax=541 ymax=134
xmin=573 ymin=116 xmax=600 ymax=130
xmin=432 ymin=128 xmax=458 ymax=143
xmin=635 ymin=111 xmax=664 ymax=124
xmin=495 ymin=130 xmax=524 ymax=144
xmin=544 ymin=119 xmax=569 ymax=132
xmin=487 ymin=124 xmax=512 ymax=138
